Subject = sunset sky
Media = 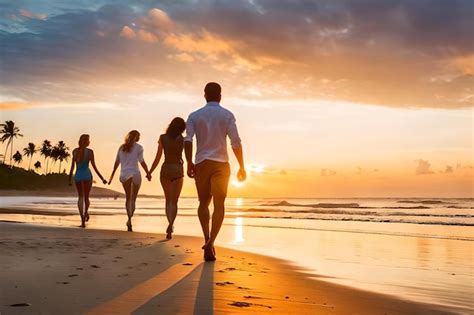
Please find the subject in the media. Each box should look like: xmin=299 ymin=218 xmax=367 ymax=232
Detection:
xmin=1 ymin=0 xmax=473 ymax=197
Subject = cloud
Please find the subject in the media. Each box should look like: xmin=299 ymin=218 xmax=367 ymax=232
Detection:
xmin=120 ymin=25 xmax=136 ymax=39
xmin=167 ymin=52 xmax=194 ymax=63
xmin=0 ymin=1 xmax=473 ymax=108
xmin=142 ymin=8 xmax=173 ymax=30
xmin=0 ymin=101 xmax=34 ymax=110
xmin=415 ymin=159 xmax=434 ymax=175
xmin=442 ymin=165 xmax=454 ymax=174
xmin=321 ymin=168 xmax=337 ymax=176
xmin=137 ymin=29 xmax=158 ymax=43
xmin=19 ymin=9 xmax=47 ymax=21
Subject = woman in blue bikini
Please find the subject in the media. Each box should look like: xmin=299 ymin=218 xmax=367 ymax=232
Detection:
xmin=68 ymin=134 xmax=107 ymax=228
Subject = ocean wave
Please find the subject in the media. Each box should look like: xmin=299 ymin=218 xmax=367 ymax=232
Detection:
xmin=243 ymin=208 xmax=473 ymax=218
xmin=258 ymin=200 xmax=461 ymax=210
xmin=1 ymin=207 xmax=473 ymax=227
xmin=262 ymin=201 xmax=361 ymax=208
xmin=397 ymin=200 xmax=447 ymax=205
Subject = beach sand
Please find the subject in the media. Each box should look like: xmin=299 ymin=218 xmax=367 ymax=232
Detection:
xmin=0 ymin=222 xmax=453 ymax=314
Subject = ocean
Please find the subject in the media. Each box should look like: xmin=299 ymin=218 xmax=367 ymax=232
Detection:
xmin=1 ymin=196 xmax=473 ymax=313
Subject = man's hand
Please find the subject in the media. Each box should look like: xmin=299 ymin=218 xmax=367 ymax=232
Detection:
xmin=146 ymin=172 xmax=152 ymax=181
xmin=187 ymin=162 xmax=195 ymax=178
xmin=237 ymin=167 xmax=246 ymax=182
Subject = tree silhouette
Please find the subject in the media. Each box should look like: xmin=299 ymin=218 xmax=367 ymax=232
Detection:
xmin=40 ymin=140 xmax=52 ymax=174
xmin=34 ymin=160 xmax=42 ymax=172
xmin=23 ymin=142 xmax=37 ymax=170
xmin=51 ymin=141 xmax=70 ymax=173
xmin=12 ymin=150 xmax=22 ymax=166
xmin=0 ymin=121 xmax=23 ymax=166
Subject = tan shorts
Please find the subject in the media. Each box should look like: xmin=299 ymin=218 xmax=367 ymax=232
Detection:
xmin=195 ymin=160 xmax=231 ymax=201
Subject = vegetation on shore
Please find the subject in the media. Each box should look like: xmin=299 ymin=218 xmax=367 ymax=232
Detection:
xmin=0 ymin=121 xmax=120 ymax=196
xmin=0 ymin=164 xmax=121 ymax=197
xmin=1 ymin=120 xmax=71 ymax=174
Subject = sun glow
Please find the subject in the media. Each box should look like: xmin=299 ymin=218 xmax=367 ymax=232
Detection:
xmin=231 ymin=179 xmax=246 ymax=188
xmin=248 ymin=163 xmax=266 ymax=174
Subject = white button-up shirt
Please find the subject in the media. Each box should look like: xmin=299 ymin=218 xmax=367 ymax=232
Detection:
xmin=184 ymin=102 xmax=242 ymax=164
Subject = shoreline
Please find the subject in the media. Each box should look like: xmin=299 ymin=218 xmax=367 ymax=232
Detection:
xmin=0 ymin=221 xmax=460 ymax=314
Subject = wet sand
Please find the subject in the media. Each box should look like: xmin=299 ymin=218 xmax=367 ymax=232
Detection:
xmin=0 ymin=222 xmax=455 ymax=314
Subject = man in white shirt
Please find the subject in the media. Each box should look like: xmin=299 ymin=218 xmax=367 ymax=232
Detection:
xmin=185 ymin=82 xmax=246 ymax=261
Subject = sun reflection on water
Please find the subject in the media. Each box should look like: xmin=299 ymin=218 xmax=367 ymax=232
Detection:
xmin=233 ymin=217 xmax=245 ymax=244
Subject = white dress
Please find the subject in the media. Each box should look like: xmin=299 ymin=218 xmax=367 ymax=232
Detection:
xmin=116 ymin=143 xmax=144 ymax=185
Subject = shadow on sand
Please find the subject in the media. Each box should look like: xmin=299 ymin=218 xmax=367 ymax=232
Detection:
xmin=193 ymin=262 xmax=214 ymax=315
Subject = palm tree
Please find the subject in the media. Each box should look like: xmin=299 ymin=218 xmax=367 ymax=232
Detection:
xmin=52 ymin=141 xmax=69 ymax=173
xmin=58 ymin=150 xmax=71 ymax=174
xmin=23 ymin=142 xmax=37 ymax=170
xmin=40 ymin=140 xmax=52 ymax=174
xmin=12 ymin=150 xmax=22 ymax=166
xmin=0 ymin=121 xmax=23 ymax=166
xmin=34 ymin=160 xmax=42 ymax=172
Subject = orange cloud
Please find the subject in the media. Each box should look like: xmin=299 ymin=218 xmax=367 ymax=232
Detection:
xmin=453 ymin=54 xmax=474 ymax=75
xmin=167 ymin=52 xmax=195 ymax=63
xmin=164 ymin=30 xmax=282 ymax=72
xmin=137 ymin=29 xmax=158 ymax=43
xmin=19 ymin=9 xmax=47 ymax=20
xmin=0 ymin=101 xmax=34 ymax=110
xmin=120 ymin=26 xmax=136 ymax=39
xmin=143 ymin=8 xmax=173 ymax=30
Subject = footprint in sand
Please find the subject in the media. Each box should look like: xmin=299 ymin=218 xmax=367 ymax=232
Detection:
xmin=182 ymin=263 xmax=193 ymax=266
xmin=216 ymin=281 xmax=234 ymax=286
xmin=76 ymin=268 xmax=83 ymax=270
xmin=174 ymin=245 xmax=181 ymax=248
xmin=9 ymin=303 xmax=31 ymax=307
xmin=229 ymin=301 xmax=272 ymax=309
xmin=238 ymin=286 xmax=250 ymax=290
xmin=90 ymin=265 xmax=100 ymax=268
xmin=56 ymin=282 xmax=69 ymax=285
xmin=229 ymin=301 xmax=251 ymax=307
xmin=68 ymin=274 xmax=79 ymax=278
xmin=244 ymin=296 xmax=261 ymax=299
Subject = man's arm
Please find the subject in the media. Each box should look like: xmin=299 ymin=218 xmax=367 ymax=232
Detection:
xmin=184 ymin=115 xmax=195 ymax=178
xmin=184 ymin=141 xmax=194 ymax=178
xmin=232 ymin=145 xmax=246 ymax=181
xmin=228 ymin=114 xmax=246 ymax=181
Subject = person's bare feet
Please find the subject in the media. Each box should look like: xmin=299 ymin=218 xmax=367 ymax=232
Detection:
xmin=166 ymin=225 xmax=173 ymax=239
xmin=203 ymin=241 xmax=216 ymax=261
xmin=126 ymin=219 xmax=133 ymax=232
xmin=85 ymin=212 xmax=90 ymax=222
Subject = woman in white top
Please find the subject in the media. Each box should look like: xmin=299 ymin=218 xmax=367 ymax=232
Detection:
xmin=108 ymin=130 xmax=150 ymax=231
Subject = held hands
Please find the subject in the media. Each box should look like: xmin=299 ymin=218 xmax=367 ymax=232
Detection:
xmin=237 ymin=167 xmax=246 ymax=182
xmin=187 ymin=162 xmax=195 ymax=178
xmin=146 ymin=172 xmax=152 ymax=182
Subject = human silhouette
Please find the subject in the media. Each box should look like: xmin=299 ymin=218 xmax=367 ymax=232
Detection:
xmin=68 ymin=134 xmax=107 ymax=228
xmin=149 ymin=117 xmax=186 ymax=239
xmin=108 ymin=130 xmax=150 ymax=232
xmin=184 ymin=82 xmax=246 ymax=261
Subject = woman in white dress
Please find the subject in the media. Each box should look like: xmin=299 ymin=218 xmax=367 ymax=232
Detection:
xmin=108 ymin=130 xmax=150 ymax=231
